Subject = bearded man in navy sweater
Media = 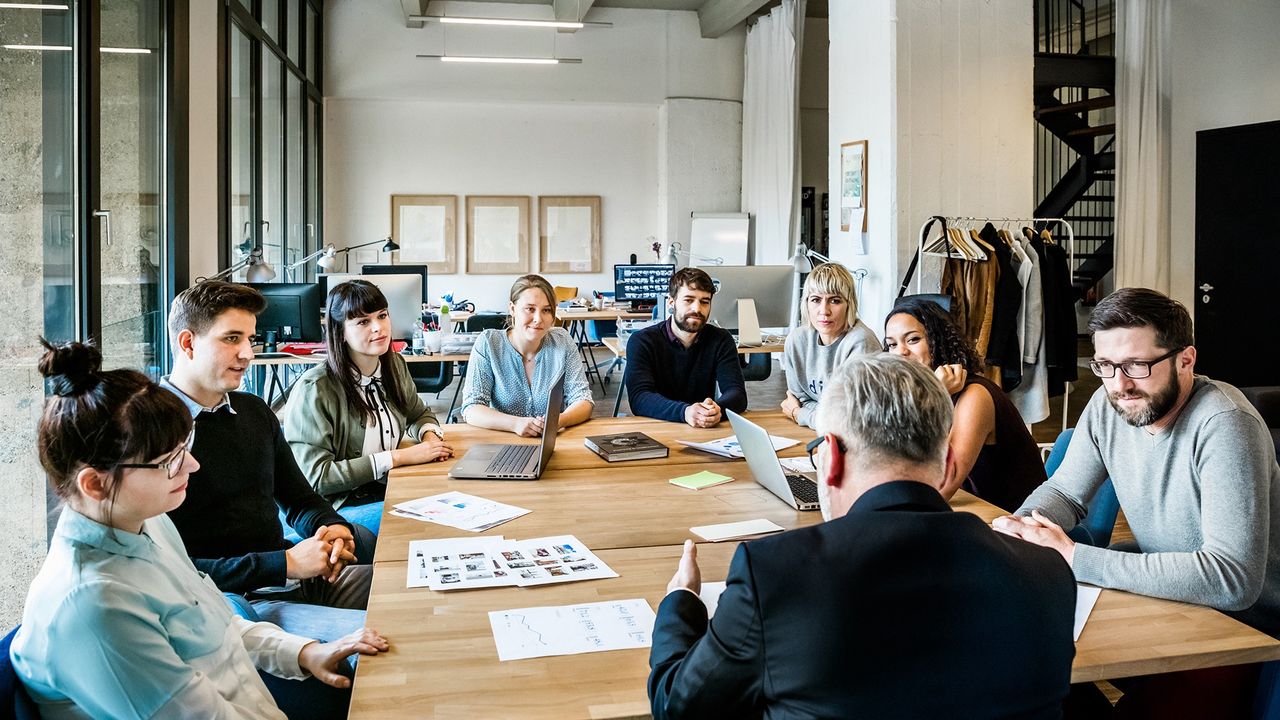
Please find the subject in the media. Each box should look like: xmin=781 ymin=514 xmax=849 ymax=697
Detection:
xmin=625 ymin=267 xmax=747 ymax=427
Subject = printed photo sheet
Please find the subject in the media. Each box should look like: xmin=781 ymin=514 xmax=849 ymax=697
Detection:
xmin=489 ymin=598 xmax=657 ymax=661
xmin=408 ymin=534 xmax=617 ymax=591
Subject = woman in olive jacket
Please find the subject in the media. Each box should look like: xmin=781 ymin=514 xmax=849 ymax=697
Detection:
xmin=283 ymin=280 xmax=452 ymax=535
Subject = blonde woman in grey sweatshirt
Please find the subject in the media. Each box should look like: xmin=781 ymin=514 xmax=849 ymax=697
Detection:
xmin=781 ymin=263 xmax=880 ymax=429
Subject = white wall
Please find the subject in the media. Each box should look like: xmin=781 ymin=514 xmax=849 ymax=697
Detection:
xmin=828 ymin=0 xmax=1033 ymax=331
xmin=827 ymin=0 xmax=897 ymax=329
xmin=1168 ymin=0 xmax=1280 ymax=310
xmin=323 ymin=1 xmax=746 ymax=309
xmin=659 ymin=99 xmax=743 ymax=259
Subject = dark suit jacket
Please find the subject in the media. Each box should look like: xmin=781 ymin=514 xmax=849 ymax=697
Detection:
xmin=649 ymin=481 xmax=1077 ymax=720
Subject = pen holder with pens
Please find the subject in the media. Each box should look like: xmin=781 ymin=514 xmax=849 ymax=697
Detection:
xmin=422 ymin=330 xmax=443 ymax=354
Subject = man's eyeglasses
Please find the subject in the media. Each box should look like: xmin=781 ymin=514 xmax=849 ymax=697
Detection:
xmin=1088 ymin=347 xmax=1184 ymax=380
xmin=806 ymin=435 xmax=848 ymax=471
xmin=118 ymin=429 xmax=195 ymax=480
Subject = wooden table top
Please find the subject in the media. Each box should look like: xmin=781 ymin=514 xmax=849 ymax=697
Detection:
xmin=558 ymin=308 xmax=654 ymax=321
xmin=600 ymin=336 xmax=784 ymax=358
xmin=252 ymin=351 xmax=471 ymax=366
xmin=352 ymin=414 xmax=1280 ymax=718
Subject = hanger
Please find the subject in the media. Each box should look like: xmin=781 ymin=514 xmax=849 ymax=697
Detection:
xmin=969 ymin=228 xmax=995 ymax=255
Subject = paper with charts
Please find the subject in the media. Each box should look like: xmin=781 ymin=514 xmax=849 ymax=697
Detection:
xmin=678 ymin=434 xmax=799 ymax=459
xmin=391 ymin=491 xmax=530 ymax=532
xmin=489 ymin=598 xmax=657 ymax=661
xmin=408 ymin=534 xmax=618 ymax=590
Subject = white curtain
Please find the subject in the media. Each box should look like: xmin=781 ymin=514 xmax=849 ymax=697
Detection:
xmin=741 ymin=0 xmax=805 ymax=266
xmin=1114 ymin=0 xmax=1172 ymax=293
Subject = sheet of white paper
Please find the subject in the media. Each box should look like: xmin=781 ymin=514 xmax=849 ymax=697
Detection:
xmin=678 ymin=434 xmax=800 ymax=459
xmin=489 ymin=599 xmax=656 ymax=661
xmin=690 ymin=518 xmax=785 ymax=542
xmin=473 ymin=206 xmax=520 ymax=263
xmin=545 ymin=206 xmax=592 ymax=263
xmin=399 ymin=205 xmax=447 ymax=263
xmin=778 ymin=457 xmax=816 ymax=475
xmin=1074 ymin=585 xmax=1103 ymax=641
xmin=393 ymin=491 xmax=530 ymax=533
xmin=699 ymin=581 xmax=727 ymax=618
xmin=406 ymin=536 xmax=508 ymax=590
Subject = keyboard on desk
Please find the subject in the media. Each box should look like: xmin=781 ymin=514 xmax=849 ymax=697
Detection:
xmin=785 ymin=474 xmax=819 ymax=504
xmin=488 ymin=444 xmax=537 ymax=474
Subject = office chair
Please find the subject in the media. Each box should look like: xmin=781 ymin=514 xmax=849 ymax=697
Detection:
xmin=1 ymin=626 xmax=39 ymax=719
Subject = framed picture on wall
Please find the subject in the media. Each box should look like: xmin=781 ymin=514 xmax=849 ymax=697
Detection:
xmin=840 ymin=140 xmax=868 ymax=232
xmin=391 ymin=194 xmax=457 ymax=274
xmin=538 ymin=196 xmax=601 ymax=273
xmin=465 ymin=196 xmax=531 ymax=274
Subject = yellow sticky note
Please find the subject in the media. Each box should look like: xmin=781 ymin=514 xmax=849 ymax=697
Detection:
xmin=669 ymin=470 xmax=734 ymax=491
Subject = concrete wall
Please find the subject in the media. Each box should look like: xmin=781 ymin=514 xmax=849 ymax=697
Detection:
xmin=189 ymin=0 xmax=219 ymax=281
xmin=1168 ymin=0 xmax=1280 ymax=310
xmin=828 ymin=0 xmax=1033 ymax=332
xmin=323 ymin=1 xmax=746 ymax=309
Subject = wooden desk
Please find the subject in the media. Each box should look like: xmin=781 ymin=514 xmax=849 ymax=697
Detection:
xmin=352 ymin=415 xmax=1280 ymax=719
xmin=558 ymin=308 xmax=653 ymax=322
xmin=600 ymin=336 xmax=783 ymax=359
xmin=252 ymin=352 xmax=471 ymax=366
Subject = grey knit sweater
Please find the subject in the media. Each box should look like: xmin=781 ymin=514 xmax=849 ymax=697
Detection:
xmin=782 ymin=321 xmax=881 ymax=429
xmin=1017 ymin=376 xmax=1280 ymax=636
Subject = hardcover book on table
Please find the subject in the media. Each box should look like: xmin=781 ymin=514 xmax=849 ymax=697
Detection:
xmin=584 ymin=431 xmax=668 ymax=462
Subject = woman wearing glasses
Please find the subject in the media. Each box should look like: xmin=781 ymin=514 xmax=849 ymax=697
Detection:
xmin=11 ymin=340 xmax=388 ymax=719
xmin=883 ymin=298 xmax=1046 ymax=512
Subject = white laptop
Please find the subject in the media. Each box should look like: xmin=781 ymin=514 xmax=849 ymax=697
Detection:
xmin=726 ymin=410 xmax=819 ymax=511
xmin=448 ymin=373 xmax=564 ymax=480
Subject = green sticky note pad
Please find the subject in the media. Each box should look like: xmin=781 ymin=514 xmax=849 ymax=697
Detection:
xmin=669 ymin=470 xmax=735 ymax=491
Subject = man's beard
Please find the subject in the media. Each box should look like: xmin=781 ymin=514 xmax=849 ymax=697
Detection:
xmin=1107 ymin=372 xmax=1180 ymax=427
xmin=674 ymin=311 xmax=705 ymax=334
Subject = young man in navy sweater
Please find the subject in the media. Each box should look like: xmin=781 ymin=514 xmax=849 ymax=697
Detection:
xmin=625 ymin=267 xmax=747 ymax=427
xmin=161 ymin=281 xmax=375 ymax=643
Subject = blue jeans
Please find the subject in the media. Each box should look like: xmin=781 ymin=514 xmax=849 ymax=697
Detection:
xmin=336 ymin=500 xmax=383 ymax=537
xmin=258 ymin=669 xmax=351 ymax=720
xmin=224 ymin=591 xmax=368 ymax=645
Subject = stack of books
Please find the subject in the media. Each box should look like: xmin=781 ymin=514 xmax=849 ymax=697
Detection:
xmin=584 ymin=431 xmax=668 ymax=462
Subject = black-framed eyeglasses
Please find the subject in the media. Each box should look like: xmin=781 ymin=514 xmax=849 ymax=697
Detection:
xmin=1088 ymin=347 xmax=1184 ymax=379
xmin=118 ymin=429 xmax=195 ymax=480
xmin=806 ymin=435 xmax=847 ymax=471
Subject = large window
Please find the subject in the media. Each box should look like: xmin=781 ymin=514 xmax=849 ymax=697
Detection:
xmin=225 ymin=0 xmax=322 ymax=283
xmin=0 ymin=0 xmax=176 ymax=626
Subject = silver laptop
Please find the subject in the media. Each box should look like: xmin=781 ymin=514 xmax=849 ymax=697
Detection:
xmin=727 ymin=410 xmax=819 ymax=511
xmin=449 ymin=372 xmax=564 ymax=480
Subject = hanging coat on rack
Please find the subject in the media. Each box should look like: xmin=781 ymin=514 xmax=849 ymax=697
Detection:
xmin=980 ymin=223 xmax=1025 ymax=390
xmin=1030 ymin=229 xmax=1078 ymax=397
xmin=1009 ymin=233 xmax=1050 ymax=423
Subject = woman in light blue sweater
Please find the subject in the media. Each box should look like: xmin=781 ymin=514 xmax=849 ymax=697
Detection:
xmin=781 ymin=263 xmax=880 ymax=428
xmin=460 ymin=274 xmax=595 ymax=437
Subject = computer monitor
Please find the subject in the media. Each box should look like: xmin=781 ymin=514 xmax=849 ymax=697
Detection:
xmin=244 ymin=282 xmax=325 ymax=343
xmin=362 ymin=264 xmax=429 ymax=304
xmin=704 ymin=265 xmax=794 ymax=330
xmin=614 ymin=263 xmax=674 ymax=305
xmin=321 ymin=273 xmax=423 ymax=340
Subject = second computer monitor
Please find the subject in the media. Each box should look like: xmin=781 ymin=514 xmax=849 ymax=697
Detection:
xmin=362 ymin=263 xmax=429 ymax=304
xmin=244 ymin=282 xmax=325 ymax=343
xmin=705 ymin=265 xmax=794 ymax=330
xmin=322 ymin=273 xmax=422 ymax=340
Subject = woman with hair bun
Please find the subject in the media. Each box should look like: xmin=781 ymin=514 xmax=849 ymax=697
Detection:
xmin=883 ymin=299 xmax=1046 ymax=512
xmin=10 ymin=339 xmax=389 ymax=719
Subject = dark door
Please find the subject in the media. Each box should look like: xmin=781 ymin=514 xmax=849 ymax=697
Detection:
xmin=1194 ymin=120 xmax=1280 ymax=387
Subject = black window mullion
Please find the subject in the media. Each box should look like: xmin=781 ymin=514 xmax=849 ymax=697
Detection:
xmin=78 ymin=0 xmax=102 ymax=342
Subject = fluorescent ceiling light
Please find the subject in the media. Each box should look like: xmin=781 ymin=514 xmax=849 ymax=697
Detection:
xmin=411 ymin=15 xmax=611 ymax=29
xmin=2 ymin=44 xmax=152 ymax=53
xmin=419 ymin=54 xmax=582 ymax=65
xmin=0 ymin=3 xmax=70 ymax=9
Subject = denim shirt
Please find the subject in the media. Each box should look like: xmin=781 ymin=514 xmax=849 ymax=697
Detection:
xmin=10 ymin=508 xmax=309 ymax=719
xmin=459 ymin=327 xmax=593 ymax=418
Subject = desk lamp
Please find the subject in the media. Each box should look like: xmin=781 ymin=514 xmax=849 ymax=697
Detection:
xmin=283 ymin=245 xmax=338 ymax=280
xmin=205 ymin=248 xmax=276 ymax=283
xmin=657 ymin=241 xmax=724 ymax=268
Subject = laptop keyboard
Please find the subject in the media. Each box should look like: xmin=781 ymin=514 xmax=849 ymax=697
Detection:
xmin=488 ymin=444 xmax=537 ymax=475
xmin=786 ymin=474 xmax=819 ymax=504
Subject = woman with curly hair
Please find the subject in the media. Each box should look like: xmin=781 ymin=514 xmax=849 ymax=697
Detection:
xmin=883 ymin=298 xmax=1045 ymax=511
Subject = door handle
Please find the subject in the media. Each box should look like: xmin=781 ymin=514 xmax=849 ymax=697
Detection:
xmin=1199 ymin=283 xmax=1214 ymax=304
xmin=92 ymin=210 xmax=112 ymax=247
xmin=1198 ymin=283 xmax=1214 ymax=292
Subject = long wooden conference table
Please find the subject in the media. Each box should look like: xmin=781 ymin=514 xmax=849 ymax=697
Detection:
xmin=350 ymin=412 xmax=1280 ymax=719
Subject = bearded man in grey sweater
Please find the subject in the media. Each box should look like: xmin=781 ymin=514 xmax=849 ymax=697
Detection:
xmin=993 ymin=287 xmax=1279 ymax=715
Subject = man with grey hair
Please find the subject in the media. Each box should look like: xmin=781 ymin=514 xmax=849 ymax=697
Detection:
xmin=648 ymin=354 xmax=1076 ymax=719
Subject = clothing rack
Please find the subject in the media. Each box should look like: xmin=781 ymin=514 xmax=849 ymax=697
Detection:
xmin=914 ymin=216 xmax=1076 ymax=434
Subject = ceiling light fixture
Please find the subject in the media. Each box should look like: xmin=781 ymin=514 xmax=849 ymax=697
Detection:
xmin=410 ymin=15 xmax=610 ymax=30
xmin=2 ymin=43 xmax=152 ymax=53
xmin=418 ymin=54 xmax=581 ymax=65
xmin=0 ymin=3 xmax=69 ymax=9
